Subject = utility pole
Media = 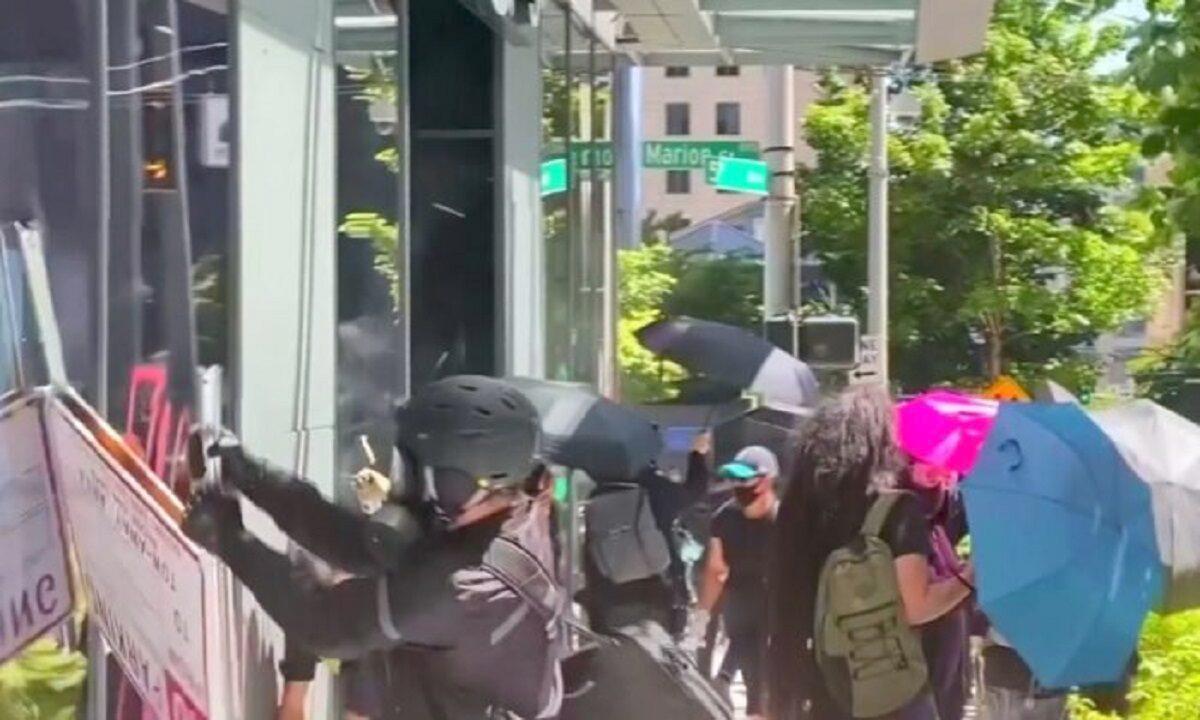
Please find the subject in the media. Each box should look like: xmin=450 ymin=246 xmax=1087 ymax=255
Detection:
xmin=867 ymin=68 xmax=890 ymax=385
xmin=763 ymin=65 xmax=796 ymax=319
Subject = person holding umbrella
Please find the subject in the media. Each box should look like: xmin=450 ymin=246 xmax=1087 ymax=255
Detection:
xmin=578 ymin=429 xmax=713 ymax=637
xmin=692 ymin=446 xmax=781 ymax=719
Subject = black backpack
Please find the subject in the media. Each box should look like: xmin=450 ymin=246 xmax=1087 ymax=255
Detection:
xmin=584 ymin=483 xmax=672 ymax=585
xmin=485 ymin=536 xmax=731 ymax=720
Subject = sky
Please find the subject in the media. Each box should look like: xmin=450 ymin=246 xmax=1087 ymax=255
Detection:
xmin=1095 ymin=0 xmax=1150 ymax=74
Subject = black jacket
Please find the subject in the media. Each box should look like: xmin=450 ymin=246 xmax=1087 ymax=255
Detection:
xmin=213 ymin=455 xmax=561 ymax=719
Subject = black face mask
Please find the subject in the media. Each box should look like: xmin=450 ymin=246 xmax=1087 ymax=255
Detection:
xmin=734 ymin=483 xmax=763 ymax=506
xmin=422 ymin=465 xmax=484 ymax=522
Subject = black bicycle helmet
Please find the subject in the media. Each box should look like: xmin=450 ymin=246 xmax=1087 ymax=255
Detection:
xmin=394 ymin=375 xmax=542 ymax=517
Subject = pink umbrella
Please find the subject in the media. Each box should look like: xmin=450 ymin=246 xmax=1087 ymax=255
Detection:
xmin=896 ymin=391 xmax=999 ymax=475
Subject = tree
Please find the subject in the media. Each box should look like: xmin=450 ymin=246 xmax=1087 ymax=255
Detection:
xmin=800 ymin=0 xmax=1169 ymax=392
xmin=617 ymin=242 xmax=685 ymax=402
xmin=1127 ymin=0 xmax=1200 ymax=406
xmin=1129 ymin=0 xmax=1200 ymax=236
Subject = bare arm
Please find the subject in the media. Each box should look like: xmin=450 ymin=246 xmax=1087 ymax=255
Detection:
xmin=894 ymin=555 xmax=973 ymax=626
xmin=698 ymin=538 xmax=730 ymax=614
xmin=276 ymin=683 xmax=309 ymax=720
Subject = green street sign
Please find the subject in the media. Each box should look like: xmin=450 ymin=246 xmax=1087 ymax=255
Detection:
xmin=540 ymin=157 xmax=568 ymax=197
xmin=543 ymin=141 xmax=614 ymax=169
xmin=711 ymin=156 xmax=769 ymax=195
xmin=642 ymin=140 xmax=759 ymax=170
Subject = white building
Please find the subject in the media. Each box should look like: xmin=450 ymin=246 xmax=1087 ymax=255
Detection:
xmin=640 ymin=65 xmax=821 ymax=227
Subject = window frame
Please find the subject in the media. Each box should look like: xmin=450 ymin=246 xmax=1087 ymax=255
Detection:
xmin=665 ymin=102 xmax=691 ymax=136
xmin=666 ymin=170 xmax=691 ymax=195
xmin=715 ymin=101 xmax=741 ymax=136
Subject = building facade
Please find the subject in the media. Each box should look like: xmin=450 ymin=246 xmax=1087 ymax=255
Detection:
xmin=639 ymin=65 xmax=821 ymax=228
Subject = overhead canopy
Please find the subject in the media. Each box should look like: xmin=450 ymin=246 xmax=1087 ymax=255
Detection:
xmin=606 ymin=0 xmax=995 ymax=67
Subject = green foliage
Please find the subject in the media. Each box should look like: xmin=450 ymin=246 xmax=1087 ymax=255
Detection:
xmin=616 ymin=229 xmax=767 ymax=401
xmin=1125 ymin=610 xmax=1200 ymax=718
xmin=801 ymin=0 xmax=1169 ymax=392
xmin=340 ymin=211 xmax=402 ymax=314
xmin=192 ymin=253 xmax=225 ymax=366
xmin=1132 ymin=305 xmax=1200 ymax=406
xmin=340 ymin=61 xmax=402 ymax=316
xmin=1069 ymin=610 xmax=1200 ymax=719
xmin=1129 ymin=0 xmax=1200 ymax=236
xmin=0 ymin=639 xmax=86 ymax=720
xmin=618 ymin=243 xmax=684 ymax=402
xmin=665 ymin=255 xmax=762 ymax=330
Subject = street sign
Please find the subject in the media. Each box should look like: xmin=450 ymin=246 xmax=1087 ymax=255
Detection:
xmin=711 ymin=156 xmax=769 ymax=195
xmin=642 ymin=140 xmax=759 ymax=170
xmin=540 ymin=157 xmax=568 ymax=197
xmin=0 ymin=393 xmax=73 ymax=665
xmin=543 ymin=141 xmax=614 ymax=170
xmin=47 ymin=389 xmax=216 ymax=720
xmin=850 ymin=334 xmax=881 ymax=384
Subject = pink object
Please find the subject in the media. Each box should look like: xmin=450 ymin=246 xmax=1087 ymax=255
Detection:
xmin=896 ymin=391 xmax=999 ymax=475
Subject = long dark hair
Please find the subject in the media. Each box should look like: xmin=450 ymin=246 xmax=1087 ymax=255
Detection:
xmin=767 ymin=386 xmax=902 ymax=720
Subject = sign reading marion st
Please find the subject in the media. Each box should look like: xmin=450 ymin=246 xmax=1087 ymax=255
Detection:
xmin=642 ymin=140 xmax=760 ymax=170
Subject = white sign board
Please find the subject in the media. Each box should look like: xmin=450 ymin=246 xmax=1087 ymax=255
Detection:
xmin=851 ymin=334 xmax=882 ymax=384
xmin=0 ymin=394 xmax=73 ymax=663
xmin=44 ymin=392 xmax=213 ymax=720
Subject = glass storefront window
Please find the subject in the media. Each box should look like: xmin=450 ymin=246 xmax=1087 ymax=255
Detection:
xmin=333 ymin=28 xmax=408 ymax=506
xmin=540 ymin=3 xmax=614 ymax=387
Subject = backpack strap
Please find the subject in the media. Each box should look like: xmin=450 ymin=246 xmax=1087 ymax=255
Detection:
xmin=861 ymin=492 xmax=903 ymax=538
xmin=483 ymin=536 xmax=614 ymax=647
xmin=483 ymin=536 xmax=563 ymax=625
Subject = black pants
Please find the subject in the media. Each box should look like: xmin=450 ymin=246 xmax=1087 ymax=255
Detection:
xmin=718 ymin=626 xmax=765 ymax=715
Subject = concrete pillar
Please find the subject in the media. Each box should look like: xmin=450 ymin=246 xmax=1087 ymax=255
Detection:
xmin=231 ymin=0 xmax=338 ymax=716
xmin=499 ymin=32 xmax=545 ymax=378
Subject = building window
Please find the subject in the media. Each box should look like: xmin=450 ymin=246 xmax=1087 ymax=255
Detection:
xmin=665 ymin=103 xmax=690 ymax=135
xmin=665 ymin=66 xmax=690 ymax=78
xmin=716 ymin=65 xmax=740 ymax=77
xmin=716 ymin=102 xmax=741 ymax=135
xmin=666 ymin=170 xmax=691 ymax=194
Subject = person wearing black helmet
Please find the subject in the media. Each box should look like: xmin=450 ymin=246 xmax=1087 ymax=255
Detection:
xmin=182 ymin=375 xmax=564 ymax=720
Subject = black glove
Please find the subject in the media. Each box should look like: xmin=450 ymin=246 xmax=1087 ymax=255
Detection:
xmin=187 ymin=427 xmax=262 ymax=491
xmin=279 ymin=638 xmax=319 ymax=682
xmin=182 ymin=489 xmax=245 ymax=556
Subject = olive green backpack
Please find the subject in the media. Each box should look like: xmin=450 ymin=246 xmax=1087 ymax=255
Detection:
xmin=814 ymin=492 xmax=928 ymax=718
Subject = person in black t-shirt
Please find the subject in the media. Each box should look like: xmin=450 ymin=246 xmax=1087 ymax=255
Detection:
xmin=694 ymin=446 xmax=780 ymax=719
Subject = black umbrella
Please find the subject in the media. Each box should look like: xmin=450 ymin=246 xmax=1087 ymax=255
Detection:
xmin=506 ymin=377 xmax=663 ymax=480
xmin=636 ymin=317 xmax=819 ymax=407
xmin=712 ymin=401 xmax=812 ymax=486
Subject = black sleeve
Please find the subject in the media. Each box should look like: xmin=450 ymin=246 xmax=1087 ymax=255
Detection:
xmin=880 ymin=493 xmax=933 ymax=560
xmin=280 ymin=637 xmax=319 ymax=682
xmin=642 ymin=452 xmax=709 ymax=520
xmin=222 ymin=449 xmax=416 ymax=575
xmin=217 ymin=531 xmax=400 ymax=658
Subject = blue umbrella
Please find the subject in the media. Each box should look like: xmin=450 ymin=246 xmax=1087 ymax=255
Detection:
xmin=962 ymin=402 xmax=1164 ymax=688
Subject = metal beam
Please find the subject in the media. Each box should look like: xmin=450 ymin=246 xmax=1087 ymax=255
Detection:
xmin=715 ymin=15 xmax=915 ymax=45
xmin=702 ymin=0 xmax=914 ymax=9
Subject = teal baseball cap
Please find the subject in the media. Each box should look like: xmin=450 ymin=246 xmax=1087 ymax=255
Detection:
xmin=717 ymin=446 xmax=780 ymax=483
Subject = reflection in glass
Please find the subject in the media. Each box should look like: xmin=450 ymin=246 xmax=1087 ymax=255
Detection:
xmin=334 ymin=49 xmax=406 ymax=506
xmin=541 ymin=7 xmax=614 ymax=387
